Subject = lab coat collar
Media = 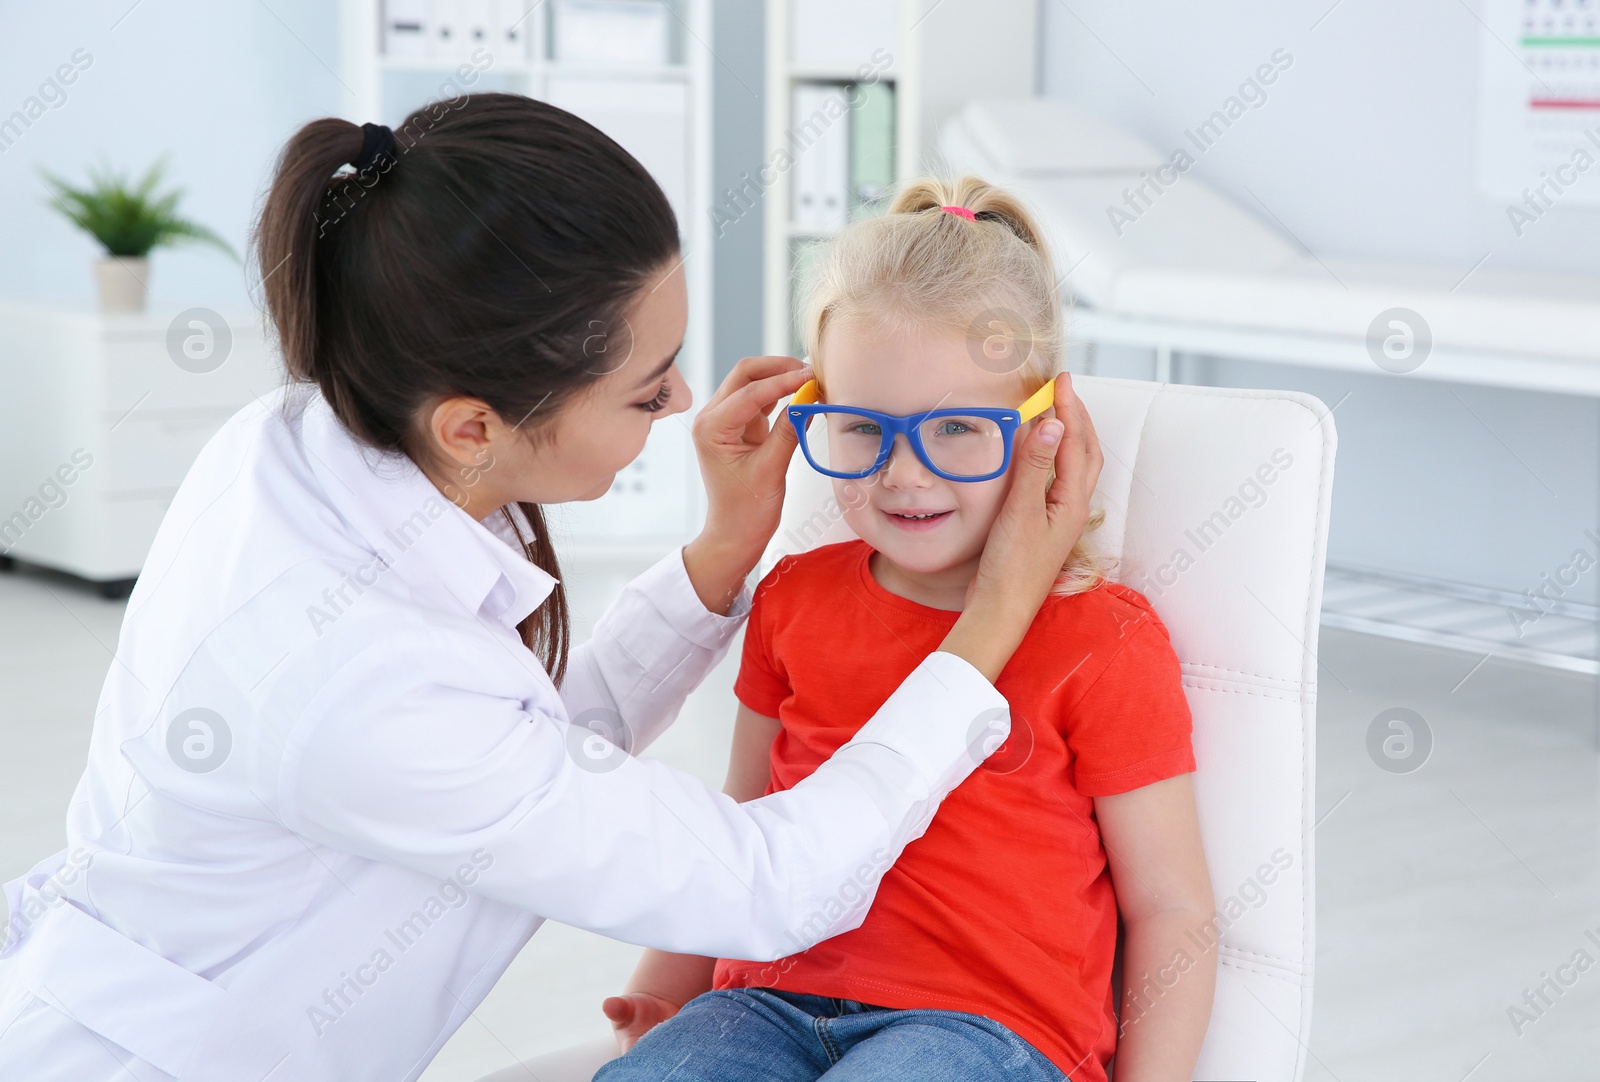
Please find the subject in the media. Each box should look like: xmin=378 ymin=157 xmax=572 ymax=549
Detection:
xmin=294 ymin=385 xmax=558 ymax=632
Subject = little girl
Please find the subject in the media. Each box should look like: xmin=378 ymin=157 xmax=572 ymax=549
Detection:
xmin=595 ymin=177 xmax=1216 ymax=1082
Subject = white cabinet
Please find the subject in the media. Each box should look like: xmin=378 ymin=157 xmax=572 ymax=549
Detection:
xmin=0 ymin=302 xmax=285 ymax=595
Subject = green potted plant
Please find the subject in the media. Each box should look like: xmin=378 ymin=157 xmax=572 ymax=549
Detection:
xmin=39 ymin=154 xmax=238 ymax=315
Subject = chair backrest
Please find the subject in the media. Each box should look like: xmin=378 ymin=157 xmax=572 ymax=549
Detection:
xmin=762 ymin=374 xmax=1336 ymax=1082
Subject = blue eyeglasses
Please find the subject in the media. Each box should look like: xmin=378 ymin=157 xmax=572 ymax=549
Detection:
xmin=786 ymin=378 xmax=1057 ymax=483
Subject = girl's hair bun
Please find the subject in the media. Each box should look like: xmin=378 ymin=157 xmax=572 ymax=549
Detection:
xmin=797 ymin=172 xmax=1063 ymax=384
xmin=888 ymin=176 xmax=1049 ymax=257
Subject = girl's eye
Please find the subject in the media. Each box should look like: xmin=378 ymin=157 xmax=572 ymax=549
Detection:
xmin=637 ymin=381 xmax=672 ymax=413
xmin=934 ymin=420 xmax=971 ymax=436
xmin=844 ymin=421 xmax=881 ymax=437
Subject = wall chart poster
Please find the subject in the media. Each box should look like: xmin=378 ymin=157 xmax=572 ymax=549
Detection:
xmin=1478 ymin=0 xmax=1600 ymax=213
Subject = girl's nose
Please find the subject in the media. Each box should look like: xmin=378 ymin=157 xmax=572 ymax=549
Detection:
xmin=879 ymin=435 xmax=934 ymax=489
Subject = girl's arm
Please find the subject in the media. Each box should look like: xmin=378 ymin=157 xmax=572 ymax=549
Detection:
xmin=1095 ymin=773 xmax=1216 ymax=1082
xmin=603 ymin=703 xmax=782 ymax=1052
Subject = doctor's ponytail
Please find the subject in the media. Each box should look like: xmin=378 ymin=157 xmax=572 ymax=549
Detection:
xmin=250 ymin=93 xmax=681 ymax=684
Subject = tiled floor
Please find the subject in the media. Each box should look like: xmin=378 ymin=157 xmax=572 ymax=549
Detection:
xmin=2 ymin=557 xmax=1597 ymax=1081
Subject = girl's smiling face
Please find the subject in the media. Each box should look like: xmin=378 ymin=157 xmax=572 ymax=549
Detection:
xmin=817 ymin=311 xmax=1045 ymax=609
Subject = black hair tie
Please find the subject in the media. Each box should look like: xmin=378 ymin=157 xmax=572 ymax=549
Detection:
xmin=353 ymin=122 xmax=397 ymax=174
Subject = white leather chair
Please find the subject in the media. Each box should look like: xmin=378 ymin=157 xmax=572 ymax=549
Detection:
xmin=480 ymin=374 xmax=1336 ymax=1082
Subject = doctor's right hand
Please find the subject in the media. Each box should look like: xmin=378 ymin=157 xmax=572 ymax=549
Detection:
xmin=688 ymin=355 xmax=809 ymax=558
xmin=681 ymin=355 xmax=811 ymax=617
xmin=602 ymin=991 xmax=680 ymax=1055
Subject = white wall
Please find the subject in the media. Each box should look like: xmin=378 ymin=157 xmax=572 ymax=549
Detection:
xmin=1042 ymin=0 xmax=1600 ymax=603
xmin=1040 ymin=0 xmax=1600 ymax=275
xmin=0 ymin=2 xmax=342 ymax=312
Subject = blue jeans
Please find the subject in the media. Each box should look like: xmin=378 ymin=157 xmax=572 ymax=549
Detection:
xmin=594 ymin=987 xmax=1070 ymax=1082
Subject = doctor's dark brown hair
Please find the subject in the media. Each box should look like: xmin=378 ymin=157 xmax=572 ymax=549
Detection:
xmin=251 ymin=93 xmax=681 ymax=686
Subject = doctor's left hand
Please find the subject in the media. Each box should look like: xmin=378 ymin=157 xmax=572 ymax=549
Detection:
xmin=601 ymin=991 xmax=680 ymax=1054
xmin=682 ymin=356 xmax=810 ymax=615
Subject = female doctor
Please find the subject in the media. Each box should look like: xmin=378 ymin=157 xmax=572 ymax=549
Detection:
xmin=0 ymin=94 xmax=1101 ymax=1081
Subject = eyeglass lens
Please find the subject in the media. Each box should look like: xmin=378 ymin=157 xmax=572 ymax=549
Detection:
xmin=806 ymin=412 xmax=1008 ymax=479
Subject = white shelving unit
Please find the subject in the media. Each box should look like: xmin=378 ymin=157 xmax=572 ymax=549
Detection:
xmin=338 ymin=0 xmax=716 ymax=557
xmin=1319 ymin=561 xmax=1599 ymax=677
xmin=761 ymin=0 xmax=1039 ymax=357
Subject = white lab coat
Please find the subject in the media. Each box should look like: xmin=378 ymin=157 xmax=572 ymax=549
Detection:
xmin=0 ymin=381 xmax=1009 ymax=1081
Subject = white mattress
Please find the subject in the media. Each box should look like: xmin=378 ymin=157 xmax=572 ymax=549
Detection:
xmin=941 ymin=98 xmax=1600 ymax=362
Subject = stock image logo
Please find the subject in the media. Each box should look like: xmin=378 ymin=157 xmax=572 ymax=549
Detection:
xmin=579 ymin=313 xmax=635 ymax=377
xmin=1365 ymin=307 xmax=1431 ymax=374
xmin=1365 ymin=706 xmax=1431 ymax=774
xmin=166 ymin=706 xmax=232 ymax=773
xmin=965 ymin=306 xmax=1034 ymax=376
xmin=566 ymin=707 xmax=633 ymax=774
xmin=166 ymin=307 xmax=233 ymax=374
xmin=966 ymin=706 xmax=1032 ymax=773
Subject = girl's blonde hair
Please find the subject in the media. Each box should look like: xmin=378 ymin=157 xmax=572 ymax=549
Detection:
xmin=797 ymin=174 xmax=1115 ymax=596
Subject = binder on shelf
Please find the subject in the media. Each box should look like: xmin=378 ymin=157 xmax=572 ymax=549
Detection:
xmin=552 ymin=0 xmax=671 ymax=66
xmin=815 ymin=84 xmax=850 ymax=232
xmin=791 ymin=83 xmax=824 ymax=232
xmin=791 ymin=82 xmax=850 ymax=234
xmin=493 ymin=0 xmax=532 ymax=60
xmin=382 ymin=0 xmax=434 ymax=57
xmin=849 ymin=78 xmax=895 ymax=218
xmin=431 ymin=0 xmax=496 ymax=63
xmin=432 ymin=0 xmax=463 ymax=60
xmin=459 ymin=0 xmax=494 ymax=61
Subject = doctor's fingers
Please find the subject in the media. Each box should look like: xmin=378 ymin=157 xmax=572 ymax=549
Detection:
xmin=693 ymin=372 xmax=811 ymax=458
xmin=1044 ymin=374 xmax=1103 ymax=517
xmin=701 ymin=356 xmax=811 ymax=423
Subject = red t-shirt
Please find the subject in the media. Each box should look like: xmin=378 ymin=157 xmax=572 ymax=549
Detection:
xmin=712 ymin=540 xmax=1195 ymax=1082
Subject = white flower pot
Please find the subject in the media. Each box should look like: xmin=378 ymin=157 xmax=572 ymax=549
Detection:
xmin=93 ymin=256 xmax=150 ymax=314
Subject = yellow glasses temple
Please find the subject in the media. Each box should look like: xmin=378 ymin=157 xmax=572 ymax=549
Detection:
xmin=1016 ymin=378 xmax=1057 ymax=422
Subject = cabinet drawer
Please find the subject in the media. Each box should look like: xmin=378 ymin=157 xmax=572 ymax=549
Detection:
xmin=101 ymin=409 xmax=237 ymax=495
xmin=102 ymin=331 xmax=284 ymax=414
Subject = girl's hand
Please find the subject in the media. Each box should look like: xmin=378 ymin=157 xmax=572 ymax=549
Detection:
xmin=602 ymin=991 xmax=681 ymax=1055
xmin=689 ymin=356 xmax=811 ymax=559
xmin=681 ymin=357 xmax=811 ymax=615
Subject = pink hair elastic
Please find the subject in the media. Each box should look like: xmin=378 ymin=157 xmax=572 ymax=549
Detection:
xmin=939 ymin=205 xmax=976 ymax=221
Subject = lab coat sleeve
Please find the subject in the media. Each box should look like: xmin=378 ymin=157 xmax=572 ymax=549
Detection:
xmin=557 ymin=544 xmax=750 ymax=758
xmin=276 ymin=621 xmax=1009 ymax=961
